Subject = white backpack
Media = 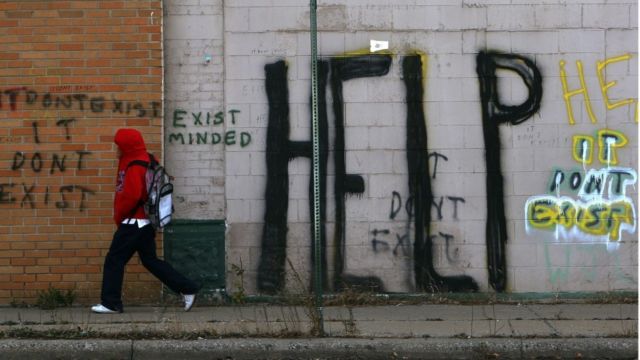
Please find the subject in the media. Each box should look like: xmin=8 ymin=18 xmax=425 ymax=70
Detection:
xmin=127 ymin=153 xmax=174 ymax=229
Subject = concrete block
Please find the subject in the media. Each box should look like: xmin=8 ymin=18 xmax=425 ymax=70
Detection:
xmin=225 ymin=56 xmax=251 ymax=80
xmin=165 ymin=15 xmax=223 ymax=40
xmin=344 ymin=126 xmax=369 ymax=150
xmin=513 ymin=169 xmax=552 ymax=197
xmin=391 ymin=150 xmax=409 ymax=174
xmin=464 ymin=0 xmax=509 ymax=4
xmin=368 ymin=174 xmax=407 ymax=198
xmin=225 ymin=32 xmax=298 ymax=56
xmin=345 ymin=102 xmax=395 ymax=127
xmin=439 ymin=6 xmax=487 ymax=31
xmin=455 ymin=196 xmax=487 ymax=220
xmin=368 ymin=126 xmax=406 ymax=150
xmin=431 ymin=173 xmax=466 ymax=196
xmin=630 ymin=4 xmax=638 ymax=32
xmin=317 ymin=5 xmax=348 ymax=31
xmin=439 ymin=101 xmax=482 ymax=126
xmin=428 ymin=125 xmax=465 ymax=150
xmin=511 ymin=31 xmax=559 ymax=54
xmin=226 ymin=175 xmax=265 ymax=200
xmin=431 ymin=53 xmax=477 ymax=78
xmin=559 ymin=29 xmax=605 ymax=53
xmin=503 ymin=148 xmax=536 ymax=173
xmin=535 ymin=5 xmax=582 ymax=29
xmin=224 ymin=7 xmax=249 ymax=32
xmin=227 ymin=200 xmax=251 ymax=224
xmin=513 ymin=267 xmax=549 ymax=292
xmin=583 ymin=5 xmax=631 ymax=29
xmin=346 ymin=5 xmax=394 ymax=31
xmin=341 ymin=79 xmax=369 ymax=103
xmin=486 ymin=32 xmax=511 ymax=52
xmin=368 ymin=79 xmax=406 ymax=103
xmin=225 ymin=80 xmax=267 ymax=104
xmin=248 ymin=6 xmax=307 ymax=32
xmin=392 ymin=5 xmax=440 ymax=31
xmin=289 ymin=173 xmax=311 ymax=200
xmin=462 ymin=125 xmax=484 ymax=149
xmin=487 ymin=5 xmax=536 ymax=31
xmin=318 ymin=32 xmax=347 ymax=56
xmin=462 ymin=30 xmax=485 ymax=54
xmin=225 ymin=152 xmax=251 ymax=175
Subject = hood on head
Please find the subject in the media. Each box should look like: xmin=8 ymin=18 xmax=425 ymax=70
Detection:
xmin=114 ymin=128 xmax=147 ymax=155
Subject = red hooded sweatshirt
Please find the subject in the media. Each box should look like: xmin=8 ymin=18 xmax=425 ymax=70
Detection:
xmin=113 ymin=129 xmax=149 ymax=224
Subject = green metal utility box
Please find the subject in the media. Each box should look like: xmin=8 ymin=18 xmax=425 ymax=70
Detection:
xmin=163 ymin=220 xmax=226 ymax=294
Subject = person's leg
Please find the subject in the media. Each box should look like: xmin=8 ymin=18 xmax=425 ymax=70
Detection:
xmin=100 ymin=225 xmax=138 ymax=311
xmin=136 ymin=225 xmax=199 ymax=294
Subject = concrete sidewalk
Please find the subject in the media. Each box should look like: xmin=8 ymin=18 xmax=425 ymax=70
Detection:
xmin=0 ymin=303 xmax=637 ymax=359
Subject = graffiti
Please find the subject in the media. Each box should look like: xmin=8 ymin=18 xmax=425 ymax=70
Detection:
xmin=0 ymin=183 xmax=95 ymax=211
xmin=572 ymin=129 xmax=628 ymax=166
xmin=528 ymin=164 xmax=637 ymax=242
xmin=560 ymin=54 xmax=638 ymax=125
xmin=527 ymin=196 xmax=635 ymax=241
xmin=0 ymin=86 xmax=160 ymax=117
xmin=371 ymin=229 xmax=391 ymax=253
xmin=11 ymin=151 xmax=91 ymax=174
xmin=331 ymin=54 xmax=391 ymax=292
xmin=258 ymin=53 xmax=493 ymax=294
xmin=1 ymin=122 xmax=97 ymax=212
xmin=257 ymin=50 xmax=544 ymax=294
xmin=477 ymin=51 xmax=543 ymax=292
xmin=257 ymin=60 xmax=330 ymax=294
xmin=167 ymin=109 xmax=252 ymax=147
xmin=527 ymin=129 xmax=636 ymax=241
xmin=0 ymin=85 xmax=158 ymax=212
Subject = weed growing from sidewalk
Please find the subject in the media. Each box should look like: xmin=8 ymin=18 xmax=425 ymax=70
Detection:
xmin=285 ymin=257 xmax=323 ymax=336
xmin=230 ymin=260 xmax=247 ymax=304
xmin=35 ymin=287 xmax=76 ymax=310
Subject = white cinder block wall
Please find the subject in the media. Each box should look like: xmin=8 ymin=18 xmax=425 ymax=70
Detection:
xmin=164 ymin=0 xmax=638 ymax=295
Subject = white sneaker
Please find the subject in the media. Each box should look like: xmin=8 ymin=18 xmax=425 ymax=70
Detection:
xmin=91 ymin=304 xmax=119 ymax=314
xmin=183 ymin=294 xmax=196 ymax=312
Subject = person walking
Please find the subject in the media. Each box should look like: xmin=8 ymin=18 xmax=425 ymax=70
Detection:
xmin=91 ymin=128 xmax=199 ymax=314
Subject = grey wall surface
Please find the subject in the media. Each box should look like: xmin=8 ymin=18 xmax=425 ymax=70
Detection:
xmin=164 ymin=0 xmax=638 ymax=295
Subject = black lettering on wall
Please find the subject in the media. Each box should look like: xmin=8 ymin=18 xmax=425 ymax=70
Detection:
xmin=403 ymin=55 xmax=478 ymax=293
xmin=257 ymin=60 xmax=295 ymax=294
xmin=476 ymin=51 xmax=542 ymax=292
xmin=331 ymin=54 xmax=392 ymax=292
xmin=258 ymin=59 xmax=331 ymax=294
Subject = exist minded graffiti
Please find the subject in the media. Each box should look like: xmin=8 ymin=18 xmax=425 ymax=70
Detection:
xmin=257 ymin=50 xmax=544 ymax=294
xmin=167 ymin=109 xmax=252 ymax=147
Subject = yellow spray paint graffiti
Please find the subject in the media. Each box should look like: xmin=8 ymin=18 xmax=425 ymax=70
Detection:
xmin=571 ymin=129 xmax=628 ymax=166
xmin=526 ymin=196 xmax=635 ymax=241
xmin=560 ymin=54 xmax=638 ymax=125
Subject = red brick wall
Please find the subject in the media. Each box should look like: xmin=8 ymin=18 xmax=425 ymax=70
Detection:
xmin=0 ymin=1 xmax=163 ymax=305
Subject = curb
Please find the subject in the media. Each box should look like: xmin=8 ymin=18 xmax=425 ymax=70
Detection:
xmin=0 ymin=338 xmax=636 ymax=359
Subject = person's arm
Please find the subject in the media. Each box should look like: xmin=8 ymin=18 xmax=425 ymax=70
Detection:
xmin=113 ymin=165 xmax=147 ymax=224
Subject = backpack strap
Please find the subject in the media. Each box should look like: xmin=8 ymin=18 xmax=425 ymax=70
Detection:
xmin=127 ymin=159 xmax=149 ymax=169
xmin=125 ymin=159 xmax=151 ymax=214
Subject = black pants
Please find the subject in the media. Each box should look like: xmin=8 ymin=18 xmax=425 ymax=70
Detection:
xmin=100 ymin=224 xmax=199 ymax=311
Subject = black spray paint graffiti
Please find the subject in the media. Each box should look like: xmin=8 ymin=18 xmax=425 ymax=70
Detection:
xmin=257 ymin=60 xmax=330 ymax=293
xmin=0 ymin=86 xmax=159 ymax=212
xmin=0 ymin=86 xmax=160 ymax=117
xmin=476 ymin=52 xmax=543 ymax=292
xmin=258 ymin=51 xmax=542 ymax=294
